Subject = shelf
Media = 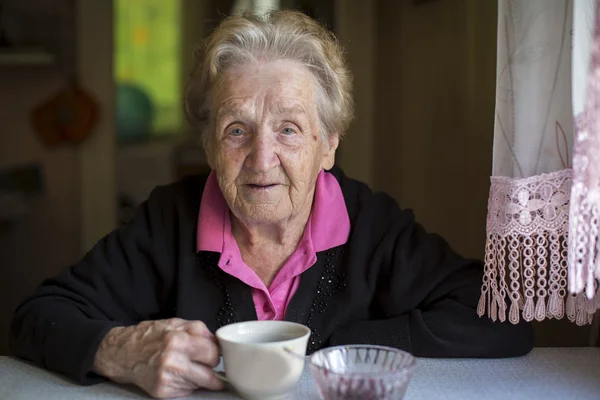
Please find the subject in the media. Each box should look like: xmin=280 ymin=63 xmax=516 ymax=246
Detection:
xmin=0 ymin=49 xmax=56 ymax=66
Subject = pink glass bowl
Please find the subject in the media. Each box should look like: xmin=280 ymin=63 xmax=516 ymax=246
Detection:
xmin=309 ymin=345 xmax=416 ymax=400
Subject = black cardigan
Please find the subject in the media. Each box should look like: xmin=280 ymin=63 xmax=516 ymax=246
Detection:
xmin=9 ymin=167 xmax=533 ymax=384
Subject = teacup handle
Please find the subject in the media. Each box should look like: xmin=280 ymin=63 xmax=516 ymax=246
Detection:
xmin=213 ymin=370 xmax=228 ymax=382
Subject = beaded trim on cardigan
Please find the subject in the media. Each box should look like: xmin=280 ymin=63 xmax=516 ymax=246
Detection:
xmin=196 ymin=246 xmax=348 ymax=351
xmin=306 ymin=247 xmax=346 ymax=353
xmin=197 ymin=252 xmax=237 ymax=327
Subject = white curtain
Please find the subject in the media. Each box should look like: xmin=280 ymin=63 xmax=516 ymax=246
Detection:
xmin=479 ymin=0 xmax=600 ymax=326
xmin=570 ymin=0 xmax=600 ymax=306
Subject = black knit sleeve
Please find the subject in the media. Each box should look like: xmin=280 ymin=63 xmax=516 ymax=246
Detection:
xmin=9 ymin=187 xmax=172 ymax=384
xmin=329 ymin=202 xmax=534 ymax=358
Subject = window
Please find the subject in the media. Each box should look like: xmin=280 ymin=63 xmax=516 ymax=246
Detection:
xmin=114 ymin=0 xmax=182 ymax=137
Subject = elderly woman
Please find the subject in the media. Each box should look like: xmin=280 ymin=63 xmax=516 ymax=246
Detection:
xmin=10 ymin=10 xmax=533 ymax=399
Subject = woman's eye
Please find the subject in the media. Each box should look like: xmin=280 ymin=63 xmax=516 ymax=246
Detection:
xmin=282 ymin=127 xmax=296 ymax=135
xmin=230 ymin=128 xmax=244 ymax=137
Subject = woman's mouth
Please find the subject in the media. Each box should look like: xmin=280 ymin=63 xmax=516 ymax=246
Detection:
xmin=247 ymin=184 xmax=278 ymax=190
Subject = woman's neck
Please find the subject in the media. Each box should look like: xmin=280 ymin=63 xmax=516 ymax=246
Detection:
xmin=230 ymin=203 xmax=313 ymax=286
xmin=231 ymin=203 xmax=311 ymax=250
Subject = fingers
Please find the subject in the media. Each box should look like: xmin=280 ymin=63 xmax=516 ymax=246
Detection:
xmin=162 ymin=329 xmax=220 ymax=368
xmin=164 ymin=318 xmax=187 ymax=330
xmin=128 ymin=319 xmax=224 ymax=399
xmin=184 ymin=360 xmax=225 ymax=391
xmin=185 ymin=321 xmax=212 ymax=338
xmin=181 ymin=321 xmax=220 ymax=368
xmin=149 ymin=349 xmax=223 ymax=398
xmin=165 ymin=319 xmax=214 ymax=342
xmin=185 ymin=335 xmax=221 ymax=368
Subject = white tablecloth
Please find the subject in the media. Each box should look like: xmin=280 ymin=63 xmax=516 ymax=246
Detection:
xmin=1 ymin=348 xmax=599 ymax=399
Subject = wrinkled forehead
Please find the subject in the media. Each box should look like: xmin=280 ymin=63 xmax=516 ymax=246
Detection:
xmin=216 ymin=98 xmax=310 ymax=121
xmin=212 ymin=60 xmax=319 ymax=117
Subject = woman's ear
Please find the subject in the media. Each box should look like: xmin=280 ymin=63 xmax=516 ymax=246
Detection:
xmin=321 ymin=133 xmax=339 ymax=170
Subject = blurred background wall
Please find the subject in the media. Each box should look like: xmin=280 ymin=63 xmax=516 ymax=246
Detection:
xmin=0 ymin=0 xmax=115 ymax=355
xmin=0 ymin=0 xmax=594 ymax=355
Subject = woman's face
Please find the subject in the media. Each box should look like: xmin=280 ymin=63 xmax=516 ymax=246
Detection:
xmin=208 ymin=59 xmax=338 ymax=225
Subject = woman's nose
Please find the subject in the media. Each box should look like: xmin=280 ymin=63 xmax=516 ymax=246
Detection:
xmin=244 ymin=131 xmax=280 ymax=173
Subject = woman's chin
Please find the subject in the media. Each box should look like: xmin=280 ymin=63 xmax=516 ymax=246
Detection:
xmin=240 ymin=185 xmax=285 ymax=202
xmin=235 ymin=201 xmax=286 ymax=224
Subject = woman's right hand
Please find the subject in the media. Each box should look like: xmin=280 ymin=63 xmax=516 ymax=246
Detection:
xmin=92 ymin=318 xmax=224 ymax=398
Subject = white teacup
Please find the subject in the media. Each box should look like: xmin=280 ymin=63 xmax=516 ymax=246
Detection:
xmin=215 ymin=320 xmax=311 ymax=400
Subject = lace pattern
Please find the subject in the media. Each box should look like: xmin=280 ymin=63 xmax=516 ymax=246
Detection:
xmin=569 ymin=114 xmax=600 ymax=302
xmin=478 ymin=169 xmax=599 ymax=325
xmin=568 ymin=3 xmax=600 ymax=301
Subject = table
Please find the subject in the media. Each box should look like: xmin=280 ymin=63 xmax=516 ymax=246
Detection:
xmin=1 ymin=348 xmax=599 ymax=399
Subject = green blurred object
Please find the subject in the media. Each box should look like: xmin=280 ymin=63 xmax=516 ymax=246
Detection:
xmin=114 ymin=0 xmax=182 ymax=135
xmin=116 ymin=83 xmax=154 ymax=142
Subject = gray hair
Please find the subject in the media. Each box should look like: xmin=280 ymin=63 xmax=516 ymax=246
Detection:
xmin=184 ymin=10 xmax=354 ymax=149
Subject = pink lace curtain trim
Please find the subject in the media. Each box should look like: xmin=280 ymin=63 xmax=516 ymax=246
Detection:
xmin=568 ymin=113 xmax=600 ymax=300
xmin=568 ymin=3 xmax=600 ymax=301
xmin=478 ymin=169 xmax=599 ymax=326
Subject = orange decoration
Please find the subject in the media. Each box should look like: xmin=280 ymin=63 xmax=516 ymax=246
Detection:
xmin=31 ymin=83 xmax=100 ymax=147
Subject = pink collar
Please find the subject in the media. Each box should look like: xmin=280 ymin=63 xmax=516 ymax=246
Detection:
xmin=196 ymin=170 xmax=350 ymax=254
